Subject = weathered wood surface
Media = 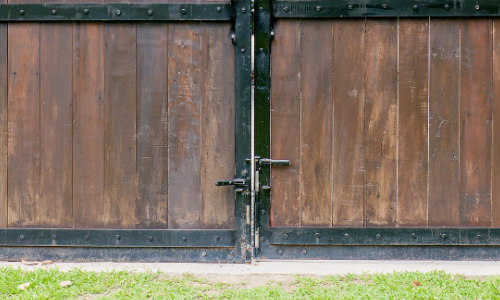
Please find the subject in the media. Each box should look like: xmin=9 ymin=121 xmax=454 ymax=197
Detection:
xmin=270 ymin=18 xmax=500 ymax=228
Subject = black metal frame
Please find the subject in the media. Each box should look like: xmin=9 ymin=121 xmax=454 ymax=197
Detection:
xmin=0 ymin=0 xmax=252 ymax=263
xmin=254 ymin=0 xmax=500 ymax=260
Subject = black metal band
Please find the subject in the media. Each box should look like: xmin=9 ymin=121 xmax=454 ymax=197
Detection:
xmin=0 ymin=3 xmax=231 ymax=21
xmin=0 ymin=229 xmax=236 ymax=248
xmin=274 ymin=0 xmax=500 ymax=18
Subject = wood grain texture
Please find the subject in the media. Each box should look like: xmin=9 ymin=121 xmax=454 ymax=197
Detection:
xmin=364 ymin=19 xmax=398 ymax=228
xmin=104 ymin=22 xmax=137 ymax=228
xmin=200 ymin=23 xmax=235 ymax=229
xmin=494 ymin=20 xmax=500 ymax=228
xmin=428 ymin=19 xmax=460 ymax=227
xmin=332 ymin=20 xmax=366 ymax=227
xmin=300 ymin=20 xmax=333 ymax=227
xmin=0 ymin=22 xmax=7 ymax=227
xmin=39 ymin=22 xmax=73 ymax=228
xmin=459 ymin=19 xmax=492 ymax=227
xmin=270 ymin=20 xmax=301 ymax=227
xmin=73 ymin=22 xmax=105 ymax=229
xmin=136 ymin=23 xmax=169 ymax=229
xmin=7 ymin=23 xmax=40 ymax=227
xmin=168 ymin=23 xmax=203 ymax=229
xmin=397 ymin=19 xmax=429 ymax=227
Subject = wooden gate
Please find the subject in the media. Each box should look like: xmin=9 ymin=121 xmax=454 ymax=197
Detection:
xmin=255 ymin=0 xmax=500 ymax=260
xmin=0 ymin=1 xmax=251 ymax=262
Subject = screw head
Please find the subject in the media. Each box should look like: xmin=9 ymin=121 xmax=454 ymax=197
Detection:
xmin=475 ymin=5 xmax=480 ymax=10
xmin=376 ymin=234 xmax=382 ymax=240
xmin=20 ymin=235 xmax=25 ymax=240
xmin=149 ymin=236 xmax=154 ymax=241
xmin=259 ymin=48 xmax=264 ymax=53
xmin=316 ymin=6 xmax=321 ymax=12
xmin=382 ymin=4 xmax=387 ymax=9
xmin=116 ymin=235 xmax=121 ymax=240
xmin=52 ymin=235 xmax=57 ymax=240
xmin=344 ymin=233 xmax=350 ymax=239
xmin=181 ymin=8 xmax=186 ymax=14
xmin=259 ymin=7 xmax=264 ymax=12
xmin=413 ymin=5 xmax=418 ymax=11
xmin=84 ymin=9 xmax=89 ymax=14
xmin=444 ymin=4 xmax=450 ymax=10
xmin=442 ymin=233 xmax=447 ymax=239
xmin=116 ymin=10 xmax=121 ymax=16
xmin=348 ymin=4 xmax=353 ymax=10
xmin=85 ymin=235 xmax=90 ymax=240
xmin=182 ymin=237 xmax=187 ymax=242
xmin=315 ymin=232 xmax=320 ymax=238
xmin=302 ymin=249 xmax=307 ymax=255
xmin=51 ymin=10 xmax=56 ymax=15
xmin=201 ymin=251 xmax=207 ymax=257
xmin=476 ymin=234 xmax=482 ymax=240
xmin=148 ymin=9 xmax=153 ymax=16
xmin=19 ymin=10 xmax=25 ymax=15
xmin=284 ymin=6 xmax=289 ymax=12
xmin=215 ymin=236 xmax=220 ymax=241
xmin=283 ymin=234 xmax=288 ymax=240
xmin=241 ymin=48 xmax=246 ymax=54
xmin=411 ymin=233 xmax=416 ymax=239
xmin=217 ymin=6 xmax=222 ymax=12
xmin=278 ymin=250 xmax=283 ymax=255
xmin=242 ymin=7 xmax=247 ymax=13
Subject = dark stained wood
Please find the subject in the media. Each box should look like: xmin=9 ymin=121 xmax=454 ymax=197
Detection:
xmin=364 ymin=19 xmax=398 ymax=228
xmin=39 ymin=22 xmax=73 ymax=228
xmin=167 ymin=23 xmax=203 ymax=229
xmin=136 ymin=23 xmax=169 ymax=229
xmin=459 ymin=19 xmax=492 ymax=227
xmin=397 ymin=19 xmax=429 ymax=227
xmin=200 ymin=22 xmax=235 ymax=229
xmin=103 ymin=22 xmax=137 ymax=228
xmin=493 ymin=20 xmax=500 ymax=228
xmin=7 ymin=23 xmax=40 ymax=227
xmin=332 ymin=20 xmax=366 ymax=227
xmin=300 ymin=20 xmax=333 ymax=227
xmin=428 ymin=19 xmax=460 ymax=227
xmin=270 ymin=20 xmax=301 ymax=227
xmin=73 ymin=22 xmax=105 ymax=229
xmin=0 ymin=22 xmax=6 ymax=228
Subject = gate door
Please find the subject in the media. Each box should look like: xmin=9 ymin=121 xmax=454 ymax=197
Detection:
xmin=0 ymin=0 xmax=251 ymax=262
xmin=255 ymin=0 xmax=500 ymax=260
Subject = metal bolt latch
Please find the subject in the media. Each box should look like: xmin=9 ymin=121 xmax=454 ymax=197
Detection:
xmin=215 ymin=179 xmax=245 ymax=186
xmin=259 ymin=158 xmax=290 ymax=166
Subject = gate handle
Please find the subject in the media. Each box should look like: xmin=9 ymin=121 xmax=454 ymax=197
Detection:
xmin=259 ymin=158 xmax=290 ymax=166
xmin=215 ymin=179 xmax=246 ymax=187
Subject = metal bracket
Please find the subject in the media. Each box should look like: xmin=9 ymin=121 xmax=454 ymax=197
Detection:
xmin=258 ymin=158 xmax=290 ymax=166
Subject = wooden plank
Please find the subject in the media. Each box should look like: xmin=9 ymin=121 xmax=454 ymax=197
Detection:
xmin=0 ymin=21 xmax=6 ymax=228
xmin=397 ymin=19 xmax=429 ymax=227
xmin=39 ymin=21 xmax=73 ymax=228
xmin=300 ymin=20 xmax=333 ymax=227
xmin=73 ymin=22 xmax=105 ymax=229
xmin=136 ymin=23 xmax=169 ymax=229
xmin=200 ymin=22 xmax=235 ymax=229
xmin=494 ymin=20 xmax=500 ymax=228
xmin=364 ymin=19 xmax=398 ymax=228
xmin=331 ymin=20 xmax=366 ymax=227
xmin=167 ymin=23 xmax=203 ymax=229
xmin=459 ymin=19 xmax=492 ymax=227
xmin=103 ymin=22 xmax=137 ymax=228
xmin=7 ymin=23 xmax=40 ymax=227
xmin=269 ymin=20 xmax=301 ymax=227
xmin=428 ymin=19 xmax=460 ymax=227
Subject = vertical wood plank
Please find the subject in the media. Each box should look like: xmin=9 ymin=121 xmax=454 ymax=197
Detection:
xmin=7 ymin=23 xmax=40 ymax=227
xmin=270 ymin=20 xmax=301 ymax=227
xmin=39 ymin=21 xmax=73 ymax=228
xmin=0 ymin=21 xmax=7 ymax=227
xmin=428 ymin=19 xmax=460 ymax=227
xmin=104 ymin=22 xmax=137 ymax=228
xmin=332 ymin=20 xmax=366 ymax=227
xmin=200 ymin=23 xmax=235 ymax=229
xmin=459 ymin=19 xmax=492 ymax=227
xmin=136 ymin=23 xmax=169 ymax=229
xmin=365 ymin=19 xmax=398 ymax=228
xmin=300 ymin=20 xmax=333 ymax=226
xmin=398 ymin=19 xmax=429 ymax=227
xmin=73 ymin=21 xmax=105 ymax=228
xmin=168 ymin=23 xmax=203 ymax=229
xmin=493 ymin=20 xmax=500 ymax=228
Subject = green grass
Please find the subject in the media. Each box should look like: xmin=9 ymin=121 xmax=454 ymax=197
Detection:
xmin=0 ymin=267 xmax=499 ymax=299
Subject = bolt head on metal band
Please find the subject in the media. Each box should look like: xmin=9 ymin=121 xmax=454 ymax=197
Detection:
xmin=242 ymin=7 xmax=246 ymax=13
xmin=51 ymin=10 xmax=56 ymax=15
xmin=475 ymin=5 xmax=480 ymax=10
xmin=148 ymin=10 xmax=153 ymax=16
xmin=348 ymin=4 xmax=353 ymax=10
xmin=284 ymin=6 xmax=289 ymax=12
xmin=413 ymin=5 xmax=418 ymax=11
xmin=445 ymin=4 xmax=450 ymax=10
xmin=84 ymin=9 xmax=89 ymax=14
xmin=316 ymin=6 xmax=321 ymax=12
xmin=382 ymin=4 xmax=387 ymax=9
xmin=181 ymin=8 xmax=186 ymax=14
xmin=19 ymin=10 xmax=25 ymax=15
xmin=116 ymin=10 xmax=121 ymax=16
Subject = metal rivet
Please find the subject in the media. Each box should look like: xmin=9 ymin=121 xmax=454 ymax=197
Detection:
xmin=259 ymin=48 xmax=264 ymax=53
xmin=315 ymin=233 xmax=320 ymax=238
xmin=476 ymin=5 xmax=480 ymax=10
xmin=284 ymin=6 xmax=289 ymax=12
xmin=348 ymin=4 xmax=353 ymax=10
xmin=52 ymin=235 xmax=57 ymax=240
xmin=242 ymin=7 xmax=247 ymax=13
xmin=149 ymin=236 xmax=154 ymax=241
xmin=259 ymin=7 xmax=264 ymax=12
xmin=215 ymin=236 xmax=220 ymax=241
xmin=270 ymin=29 xmax=275 ymax=40
xmin=477 ymin=234 xmax=482 ymax=240
xmin=278 ymin=250 xmax=283 ymax=255
xmin=344 ymin=233 xmax=350 ymax=239
xmin=201 ymin=251 xmax=207 ymax=257
xmin=376 ymin=234 xmax=382 ymax=240
xmin=411 ymin=233 xmax=416 ymax=239
xmin=316 ymin=6 xmax=321 ymax=12
xmin=241 ymin=48 xmax=246 ymax=54
xmin=182 ymin=237 xmax=187 ymax=242
xmin=116 ymin=10 xmax=121 ymax=16
xmin=19 ymin=10 xmax=25 ymax=15
xmin=413 ymin=5 xmax=418 ymax=11
xmin=261 ymin=209 xmax=265 ymax=215
xmin=148 ymin=10 xmax=153 ymax=16
xmin=260 ymin=237 xmax=265 ymax=242
xmin=181 ymin=8 xmax=186 ymax=14
xmin=116 ymin=235 xmax=121 ymax=240
xmin=85 ymin=235 xmax=90 ymax=240
xmin=20 ymin=235 xmax=25 ymax=240
xmin=382 ymin=4 xmax=387 ymax=9
xmin=442 ymin=233 xmax=447 ymax=239
xmin=51 ymin=10 xmax=56 ymax=15
xmin=444 ymin=4 xmax=450 ymax=10
xmin=283 ymin=234 xmax=288 ymax=240
xmin=217 ymin=6 xmax=222 ymax=12
xmin=302 ymin=249 xmax=307 ymax=255
xmin=84 ymin=9 xmax=89 ymax=14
